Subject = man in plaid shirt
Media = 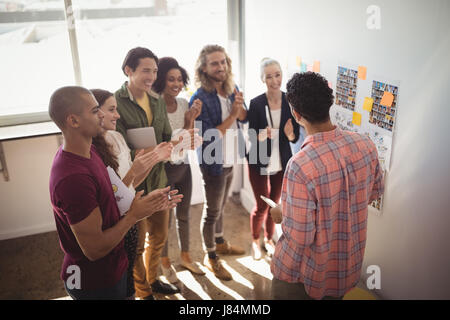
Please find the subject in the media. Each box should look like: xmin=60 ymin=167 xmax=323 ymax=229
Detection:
xmin=270 ymin=72 xmax=384 ymax=300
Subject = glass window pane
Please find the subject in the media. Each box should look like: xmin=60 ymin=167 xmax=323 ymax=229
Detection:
xmin=72 ymin=0 xmax=227 ymax=98
xmin=0 ymin=0 xmax=74 ymax=119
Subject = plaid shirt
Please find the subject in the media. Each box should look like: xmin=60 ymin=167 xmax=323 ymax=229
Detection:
xmin=271 ymin=127 xmax=384 ymax=299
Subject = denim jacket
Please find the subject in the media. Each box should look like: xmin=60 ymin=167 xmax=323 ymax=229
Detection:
xmin=189 ymin=86 xmax=248 ymax=176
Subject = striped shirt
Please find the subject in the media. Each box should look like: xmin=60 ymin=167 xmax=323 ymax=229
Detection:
xmin=271 ymin=127 xmax=384 ymax=299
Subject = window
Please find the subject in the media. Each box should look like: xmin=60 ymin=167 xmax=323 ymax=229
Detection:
xmin=0 ymin=0 xmax=228 ymax=127
xmin=0 ymin=0 xmax=74 ymax=125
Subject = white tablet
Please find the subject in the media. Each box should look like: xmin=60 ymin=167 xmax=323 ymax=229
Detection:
xmin=127 ymin=127 xmax=157 ymax=149
xmin=260 ymin=195 xmax=277 ymax=208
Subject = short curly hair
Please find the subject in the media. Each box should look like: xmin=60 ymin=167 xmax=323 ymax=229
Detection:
xmin=286 ymin=72 xmax=334 ymax=124
xmin=152 ymin=57 xmax=189 ymax=94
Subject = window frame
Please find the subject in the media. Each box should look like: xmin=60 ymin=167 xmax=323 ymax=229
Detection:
xmin=0 ymin=0 xmax=245 ymax=131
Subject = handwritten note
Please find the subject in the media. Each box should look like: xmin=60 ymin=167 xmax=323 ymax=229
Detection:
xmin=352 ymin=112 xmax=362 ymax=126
xmin=380 ymin=91 xmax=394 ymax=107
xmin=363 ymin=97 xmax=374 ymax=111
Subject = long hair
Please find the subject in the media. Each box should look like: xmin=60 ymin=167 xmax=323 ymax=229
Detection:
xmin=194 ymin=44 xmax=234 ymax=96
xmin=90 ymin=89 xmax=119 ymax=174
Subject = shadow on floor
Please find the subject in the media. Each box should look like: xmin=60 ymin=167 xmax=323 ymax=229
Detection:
xmin=0 ymin=200 xmax=376 ymax=300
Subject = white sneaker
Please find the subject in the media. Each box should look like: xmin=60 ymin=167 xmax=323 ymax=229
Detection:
xmin=161 ymin=264 xmax=179 ymax=283
xmin=264 ymin=239 xmax=275 ymax=257
xmin=252 ymin=242 xmax=262 ymax=260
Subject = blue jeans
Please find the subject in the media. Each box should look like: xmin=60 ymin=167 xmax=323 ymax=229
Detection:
xmin=64 ymin=271 xmax=127 ymax=300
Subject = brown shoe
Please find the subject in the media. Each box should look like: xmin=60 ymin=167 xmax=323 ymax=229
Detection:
xmin=216 ymin=240 xmax=245 ymax=255
xmin=203 ymin=255 xmax=232 ymax=281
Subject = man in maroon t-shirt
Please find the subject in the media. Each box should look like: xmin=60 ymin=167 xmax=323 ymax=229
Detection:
xmin=48 ymin=86 xmax=182 ymax=299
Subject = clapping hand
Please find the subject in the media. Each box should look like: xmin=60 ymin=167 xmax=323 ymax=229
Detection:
xmin=230 ymin=88 xmax=245 ymax=119
xmin=185 ymin=99 xmax=202 ymax=127
xmin=130 ymin=149 xmax=159 ymax=178
xmin=153 ymin=141 xmax=173 ymax=161
xmin=283 ymin=118 xmax=295 ymax=141
xmin=258 ymin=126 xmax=272 ymax=141
xmin=129 ymin=187 xmax=183 ymax=222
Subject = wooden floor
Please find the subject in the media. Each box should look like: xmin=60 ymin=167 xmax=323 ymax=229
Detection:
xmin=0 ymin=200 xmax=376 ymax=300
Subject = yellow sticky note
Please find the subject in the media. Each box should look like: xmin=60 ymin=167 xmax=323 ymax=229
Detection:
xmin=380 ymin=91 xmax=394 ymax=107
xmin=296 ymin=56 xmax=302 ymax=67
xmin=352 ymin=112 xmax=362 ymax=126
xmin=313 ymin=61 xmax=320 ymax=73
xmin=358 ymin=66 xmax=367 ymax=80
xmin=363 ymin=97 xmax=374 ymax=111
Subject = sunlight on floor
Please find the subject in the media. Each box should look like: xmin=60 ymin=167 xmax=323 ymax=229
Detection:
xmin=224 ymin=262 xmax=254 ymax=290
xmin=203 ymin=264 xmax=245 ymax=300
xmin=235 ymin=256 xmax=273 ymax=281
xmin=176 ymin=270 xmax=212 ymax=300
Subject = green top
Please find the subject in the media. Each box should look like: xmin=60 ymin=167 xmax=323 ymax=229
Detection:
xmin=115 ymin=81 xmax=172 ymax=194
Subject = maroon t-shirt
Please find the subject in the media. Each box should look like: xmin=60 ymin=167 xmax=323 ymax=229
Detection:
xmin=49 ymin=145 xmax=128 ymax=290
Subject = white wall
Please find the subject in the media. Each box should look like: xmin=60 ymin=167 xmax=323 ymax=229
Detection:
xmin=243 ymin=0 xmax=450 ymax=299
xmin=0 ymin=135 xmax=60 ymax=240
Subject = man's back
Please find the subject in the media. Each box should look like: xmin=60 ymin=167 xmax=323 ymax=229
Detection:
xmin=271 ymin=127 xmax=384 ymax=299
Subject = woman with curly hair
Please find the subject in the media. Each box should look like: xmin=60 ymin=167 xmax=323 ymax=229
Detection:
xmin=152 ymin=57 xmax=205 ymax=282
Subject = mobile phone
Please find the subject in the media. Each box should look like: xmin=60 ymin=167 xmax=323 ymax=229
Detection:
xmin=260 ymin=195 xmax=277 ymax=208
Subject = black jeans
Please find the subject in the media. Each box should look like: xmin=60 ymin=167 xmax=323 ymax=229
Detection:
xmin=162 ymin=162 xmax=193 ymax=255
xmin=200 ymin=166 xmax=233 ymax=253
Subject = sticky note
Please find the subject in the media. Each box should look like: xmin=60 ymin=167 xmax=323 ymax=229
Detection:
xmin=328 ymin=81 xmax=332 ymax=89
xmin=313 ymin=61 xmax=320 ymax=73
xmin=363 ymin=97 xmax=374 ymax=111
xmin=307 ymin=64 xmax=313 ymax=72
xmin=296 ymin=56 xmax=302 ymax=67
xmin=352 ymin=112 xmax=362 ymax=126
xmin=358 ymin=66 xmax=367 ymax=80
xmin=380 ymin=91 xmax=394 ymax=107
xmin=300 ymin=62 xmax=307 ymax=72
